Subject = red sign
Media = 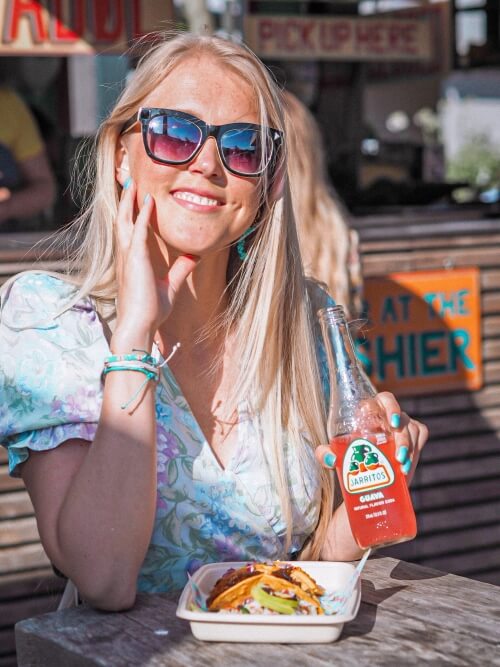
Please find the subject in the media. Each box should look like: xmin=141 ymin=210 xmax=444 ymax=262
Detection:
xmin=0 ymin=0 xmax=172 ymax=54
xmin=244 ymin=15 xmax=432 ymax=61
xmin=366 ymin=2 xmax=451 ymax=81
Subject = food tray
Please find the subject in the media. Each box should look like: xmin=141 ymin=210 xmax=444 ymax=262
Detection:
xmin=176 ymin=560 xmax=361 ymax=643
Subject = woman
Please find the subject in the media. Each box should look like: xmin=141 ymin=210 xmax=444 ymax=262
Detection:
xmin=0 ymin=33 xmax=428 ymax=611
xmin=283 ymin=90 xmax=362 ymax=318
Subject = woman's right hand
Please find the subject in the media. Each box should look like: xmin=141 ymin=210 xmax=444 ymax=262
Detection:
xmin=112 ymin=178 xmax=199 ymax=348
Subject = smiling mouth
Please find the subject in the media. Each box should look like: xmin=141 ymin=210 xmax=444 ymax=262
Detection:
xmin=173 ymin=191 xmax=221 ymax=207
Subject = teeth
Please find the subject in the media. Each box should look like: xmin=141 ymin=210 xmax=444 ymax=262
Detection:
xmin=174 ymin=191 xmax=219 ymax=206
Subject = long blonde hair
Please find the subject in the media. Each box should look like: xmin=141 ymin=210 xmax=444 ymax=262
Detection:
xmin=65 ymin=33 xmax=333 ymax=558
xmin=283 ymin=90 xmax=362 ymax=318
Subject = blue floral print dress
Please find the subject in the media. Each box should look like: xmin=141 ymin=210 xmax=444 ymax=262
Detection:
xmin=0 ymin=272 xmax=332 ymax=592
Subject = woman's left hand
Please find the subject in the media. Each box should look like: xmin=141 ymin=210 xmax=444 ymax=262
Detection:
xmin=315 ymin=391 xmax=429 ymax=486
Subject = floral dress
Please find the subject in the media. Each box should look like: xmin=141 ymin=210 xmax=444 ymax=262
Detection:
xmin=0 ymin=272 xmax=332 ymax=592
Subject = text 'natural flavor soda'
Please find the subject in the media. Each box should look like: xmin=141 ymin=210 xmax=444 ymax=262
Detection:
xmin=319 ymin=306 xmax=417 ymax=550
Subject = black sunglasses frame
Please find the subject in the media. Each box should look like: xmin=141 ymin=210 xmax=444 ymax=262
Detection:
xmin=121 ymin=107 xmax=283 ymax=177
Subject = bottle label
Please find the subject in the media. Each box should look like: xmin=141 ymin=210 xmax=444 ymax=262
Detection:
xmin=342 ymin=437 xmax=395 ymax=494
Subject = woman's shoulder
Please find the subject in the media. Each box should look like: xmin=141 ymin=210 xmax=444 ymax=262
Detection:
xmin=2 ymin=270 xmax=80 ymax=301
xmin=305 ymin=278 xmax=336 ymax=314
xmin=1 ymin=271 xmax=91 ymax=329
xmin=0 ymin=272 xmax=106 ymax=476
xmin=305 ymin=279 xmax=334 ymax=401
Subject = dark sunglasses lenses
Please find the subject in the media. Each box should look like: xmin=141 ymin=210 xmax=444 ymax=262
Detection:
xmin=146 ymin=114 xmax=270 ymax=175
xmin=147 ymin=115 xmax=202 ymax=164
xmin=220 ymin=128 xmax=269 ymax=175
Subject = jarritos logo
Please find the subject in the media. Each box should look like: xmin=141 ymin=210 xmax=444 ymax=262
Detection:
xmin=342 ymin=438 xmax=395 ymax=494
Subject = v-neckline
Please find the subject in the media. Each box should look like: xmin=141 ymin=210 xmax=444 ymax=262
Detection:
xmin=154 ymin=343 xmax=241 ymax=474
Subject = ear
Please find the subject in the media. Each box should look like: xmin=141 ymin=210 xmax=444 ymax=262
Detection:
xmin=115 ymin=138 xmax=131 ymax=187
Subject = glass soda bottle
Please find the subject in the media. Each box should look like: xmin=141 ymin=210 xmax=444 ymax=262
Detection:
xmin=318 ymin=305 xmax=417 ymax=549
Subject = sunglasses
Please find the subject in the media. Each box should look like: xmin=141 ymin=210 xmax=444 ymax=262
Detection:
xmin=121 ymin=107 xmax=283 ymax=177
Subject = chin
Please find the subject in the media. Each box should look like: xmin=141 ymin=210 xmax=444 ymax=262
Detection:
xmin=155 ymin=229 xmax=232 ymax=258
xmin=158 ymin=235 xmax=229 ymax=259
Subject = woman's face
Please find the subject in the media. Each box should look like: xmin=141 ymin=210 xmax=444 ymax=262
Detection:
xmin=117 ymin=56 xmax=263 ymax=258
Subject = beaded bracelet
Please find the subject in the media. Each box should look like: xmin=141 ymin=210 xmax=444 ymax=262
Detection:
xmin=105 ymin=350 xmax=156 ymax=365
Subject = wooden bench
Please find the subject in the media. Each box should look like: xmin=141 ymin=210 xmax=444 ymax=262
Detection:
xmin=0 ymin=449 xmax=65 ymax=667
xmin=0 ymin=231 xmax=70 ymax=286
xmin=0 ymin=232 xmax=68 ymax=666
xmin=354 ymin=213 xmax=500 ymax=585
xmin=2 ymin=217 xmax=500 ymax=663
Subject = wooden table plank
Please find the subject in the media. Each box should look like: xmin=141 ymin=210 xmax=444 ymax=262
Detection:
xmin=416 ymin=430 xmax=500 ymax=462
xmin=0 ymin=492 xmax=34 ymax=520
xmin=421 ymin=546 xmax=500 ymax=581
xmin=0 ymin=517 xmax=40 ymax=547
xmin=0 ymin=543 xmax=51 ymax=574
xmin=360 ymin=233 xmax=500 ymax=252
xmin=15 ymin=557 xmax=500 ymax=667
xmin=0 ymin=469 xmax=25 ymax=493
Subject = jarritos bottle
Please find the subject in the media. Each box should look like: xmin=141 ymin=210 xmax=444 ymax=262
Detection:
xmin=318 ymin=306 xmax=417 ymax=549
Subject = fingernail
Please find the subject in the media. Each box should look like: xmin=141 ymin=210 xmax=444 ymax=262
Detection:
xmin=144 ymin=193 xmax=151 ymax=204
xmin=123 ymin=176 xmax=132 ymax=190
xmin=396 ymin=446 xmax=409 ymax=464
xmin=183 ymin=254 xmax=199 ymax=261
xmin=402 ymin=459 xmax=412 ymax=476
xmin=390 ymin=413 xmax=401 ymax=429
xmin=323 ymin=452 xmax=336 ymax=468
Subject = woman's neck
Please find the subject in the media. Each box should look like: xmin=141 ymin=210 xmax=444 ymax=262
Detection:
xmin=156 ymin=248 xmax=230 ymax=349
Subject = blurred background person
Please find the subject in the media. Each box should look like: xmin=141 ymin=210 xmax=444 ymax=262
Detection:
xmin=283 ymin=90 xmax=363 ymax=318
xmin=0 ymin=85 xmax=56 ymax=231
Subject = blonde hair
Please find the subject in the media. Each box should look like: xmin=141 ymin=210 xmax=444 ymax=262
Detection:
xmin=283 ymin=90 xmax=362 ymax=318
xmin=65 ymin=33 xmax=333 ymax=559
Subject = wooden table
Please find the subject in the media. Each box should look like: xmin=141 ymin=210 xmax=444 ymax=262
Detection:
xmin=15 ymin=556 xmax=500 ymax=667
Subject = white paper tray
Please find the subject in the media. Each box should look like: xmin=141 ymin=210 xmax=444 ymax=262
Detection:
xmin=176 ymin=560 xmax=361 ymax=643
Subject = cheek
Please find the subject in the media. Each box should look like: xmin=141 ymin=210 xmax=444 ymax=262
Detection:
xmin=133 ymin=162 xmax=177 ymax=199
xmin=127 ymin=137 xmax=169 ymax=182
xmin=233 ymin=180 xmax=262 ymax=216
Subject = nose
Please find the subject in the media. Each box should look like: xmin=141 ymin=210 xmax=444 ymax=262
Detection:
xmin=188 ymin=136 xmax=224 ymax=178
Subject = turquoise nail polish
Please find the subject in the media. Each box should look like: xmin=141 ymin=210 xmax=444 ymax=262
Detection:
xmin=144 ymin=193 xmax=151 ymax=204
xmin=390 ymin=413 xmax=401 ymax=429
xmin=323 ymin=452 xmax=336 ymax=468
xmin=402 ymin=459 xmax=412 ymax=476
xmin=123 ymin=176 xmax=132 ymax=190
xmin=396 ymin=446 xmax=409 ymax=464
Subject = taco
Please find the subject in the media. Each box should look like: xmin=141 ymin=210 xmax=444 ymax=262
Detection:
xmin=206 ymin=562 xmax=325 ymax=615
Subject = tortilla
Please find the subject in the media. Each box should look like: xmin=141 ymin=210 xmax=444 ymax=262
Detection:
xmin=206 ymin=562 xmax=325 ymax=614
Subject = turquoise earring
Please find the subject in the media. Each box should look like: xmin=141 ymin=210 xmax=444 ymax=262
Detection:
xmin=236 ymin=226 xmax=256 ymax=261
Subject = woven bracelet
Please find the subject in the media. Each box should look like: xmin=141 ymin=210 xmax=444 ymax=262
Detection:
xmin=103 ymin=360 xmax=159 ymax=376
xmin=102 ymin=360 xmax=159 ymax=411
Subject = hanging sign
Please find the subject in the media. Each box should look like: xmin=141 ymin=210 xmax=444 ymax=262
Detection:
xmin=358 ymin=268 xmax=482 ymax=396
xmin=244 ymin=14 xmax=432 ymax=61
xmin=0 ymin=0 xmax=172 ymax=55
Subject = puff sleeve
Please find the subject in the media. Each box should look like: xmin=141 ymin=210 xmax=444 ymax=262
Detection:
xmin=0 ymin=273 xmax=109 ymax=476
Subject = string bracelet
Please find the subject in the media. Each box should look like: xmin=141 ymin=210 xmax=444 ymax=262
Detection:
xmin=103 ymin=352 xmax=159 ymax=411
xmin=157 ymin=342 xmax=181 ymax=368
xmin=102 ymin=343 xmax=181 ymax=411
xmin=104 ymin=359 xmax=159 ymax=376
